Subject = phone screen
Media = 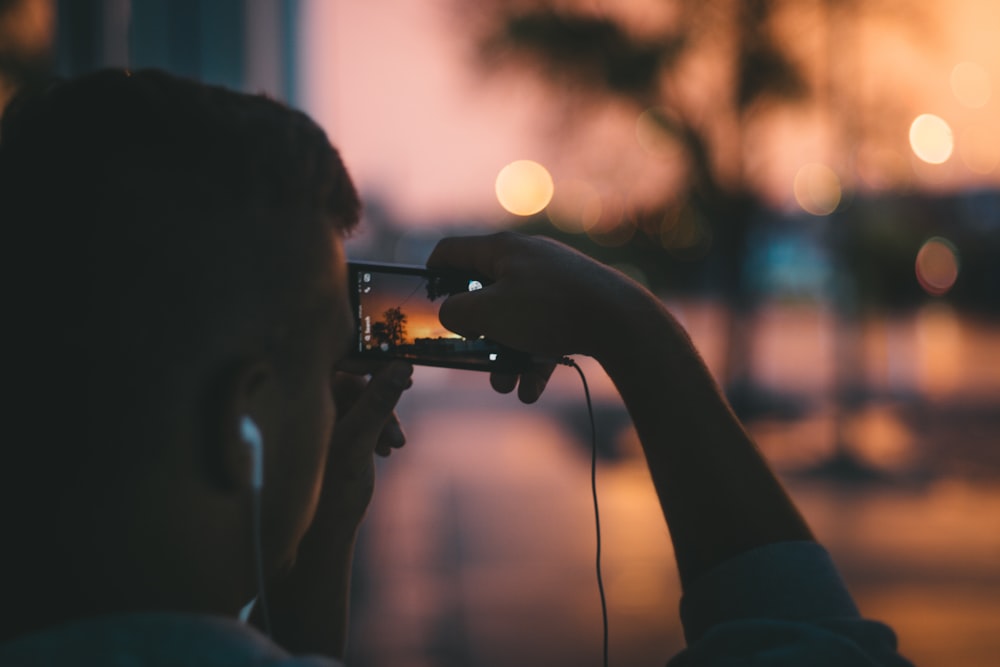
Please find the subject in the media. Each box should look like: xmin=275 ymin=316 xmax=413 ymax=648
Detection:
xmin=347 ymin=262 xmax=530 ymax=372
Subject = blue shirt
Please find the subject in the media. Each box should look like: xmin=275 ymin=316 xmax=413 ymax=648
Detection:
xmin=669 ymin=541 xmax=914 ymax=666
xmin=0 ymin=612 xmax=342 ymax=667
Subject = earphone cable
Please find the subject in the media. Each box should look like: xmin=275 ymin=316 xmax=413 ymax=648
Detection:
xmin=562 ymin=357 xmax=609 ymax=667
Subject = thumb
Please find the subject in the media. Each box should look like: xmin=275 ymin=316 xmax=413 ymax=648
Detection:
xmin=438 ymin=287 xmax=498 ymax=339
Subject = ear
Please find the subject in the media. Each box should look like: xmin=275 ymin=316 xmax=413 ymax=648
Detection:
xmin=204 ymin=359 xmax=279 ymax=494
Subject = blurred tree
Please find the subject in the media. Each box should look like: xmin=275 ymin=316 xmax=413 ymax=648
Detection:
xmin=459 ymin=0 xmax=953 ymax=476
xmin=382 ymin=306 xmax=408 ymax=347
xmin=459 ymin=0 xmax=811 ymax=409
xmin=370 ymin=322 xmax=388 ymax=350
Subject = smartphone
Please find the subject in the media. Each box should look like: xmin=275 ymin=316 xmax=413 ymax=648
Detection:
xmin=347 ymin=261 xmax=531 ymax=372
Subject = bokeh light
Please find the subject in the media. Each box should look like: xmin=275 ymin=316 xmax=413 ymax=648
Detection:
xmin=915 ymin=237 xmax=960 ymax=296
xmin=909 ymin=114 xmax=954 ymax=165
xmin=793 ymin=163 xmax=842 ymax=216
xmin=495 ymin=160 xmax=554 ymax=216
xmin=950 ymin=62 xmax=992 ymax=109
xmin=546 ymin=179 xmax=603 ymax=233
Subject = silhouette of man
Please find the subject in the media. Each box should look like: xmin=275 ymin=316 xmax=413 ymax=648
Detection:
xmin=0 ymin=69 xmax=911 ymax=666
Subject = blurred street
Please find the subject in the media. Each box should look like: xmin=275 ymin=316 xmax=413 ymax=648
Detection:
xmin=347 ymin=302 xmax=1000 ymax=667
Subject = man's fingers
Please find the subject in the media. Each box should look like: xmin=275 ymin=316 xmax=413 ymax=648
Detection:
xmin=517 ymin=362 xmax=556 ymax=404
xmin=437 ymin=288 xmax=497 ymax=340
xmin=492 ymin=364 xmax=556 ymax=402
xmin=374 ymin=413 xmax=406 ymax=457
xmin=331 ymin=362 xmax=412 ymax=466
xmin=490 ymin=372 xmax=518 ymax=394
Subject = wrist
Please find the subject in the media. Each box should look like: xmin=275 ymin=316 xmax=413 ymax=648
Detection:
xmin=585 ymin=288 xmax=684 ymax=368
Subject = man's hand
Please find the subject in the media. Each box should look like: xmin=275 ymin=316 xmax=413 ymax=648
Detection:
xmin=427 ymin=232 xmax=650 ymax=360
xmin=261 ymin=361 xmax=412 ymax=658
xmin=427 ymin=232 xmax=656 ymax=403
xmin=316 ymin=362 xmax=413 ymax=531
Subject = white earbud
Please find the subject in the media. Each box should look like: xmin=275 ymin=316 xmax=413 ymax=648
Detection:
xmin=239 ymin=415 xmax=264 ymax=491
xmin=240 ymin=413 xmax=272 ymax=635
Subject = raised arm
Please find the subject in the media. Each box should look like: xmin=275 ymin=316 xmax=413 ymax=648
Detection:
xmin=427 ymin=232 xmax=813 ymax=587
xmin=260 ymin=363 xmax=412 ymax=659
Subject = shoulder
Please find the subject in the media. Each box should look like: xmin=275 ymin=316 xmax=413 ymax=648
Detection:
xmin=0 ymin=612 xmax=344 ymax=667
xmin=674 ymin=541 xmax=914 ymax=667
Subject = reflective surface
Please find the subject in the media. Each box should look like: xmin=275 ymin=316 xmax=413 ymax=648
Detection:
xmin=347 ymin=303 xmax=1000 ymax=667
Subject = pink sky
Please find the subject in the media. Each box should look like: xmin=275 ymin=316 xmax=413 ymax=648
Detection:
xmin=298 ymin=0 xmax=555 ymax=227
xmin=298 ymin=0 xmax=1000 ymax=225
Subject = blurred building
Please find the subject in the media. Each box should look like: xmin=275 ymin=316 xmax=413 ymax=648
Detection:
xmin=49 ymin=0 xmax=299 ymax=101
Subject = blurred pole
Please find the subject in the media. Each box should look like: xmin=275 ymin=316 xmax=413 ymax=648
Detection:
xmin=813 ymin=0 xmax=884 ymax=480
xmin=245 ymin=0 xmax=299 ymax=102
xmin=51 ymin=0 xmax=299 ymax=99
xmin=53 ymin=0 xmax=127 ymax=75
xmin=54 ymin=0 xmax=99 ymax=75
xmin=128 ymin=0 xmax=244 ymax=89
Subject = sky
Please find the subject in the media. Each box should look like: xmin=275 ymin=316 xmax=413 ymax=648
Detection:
xmin=297 ymin=0 xmax=1000 ymax=227
xmin=298 ymin=0 xmax=552 ymax=228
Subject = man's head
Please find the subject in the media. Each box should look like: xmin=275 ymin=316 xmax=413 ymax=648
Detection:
xmin=0 ymin=69 xmax=360 ymax=630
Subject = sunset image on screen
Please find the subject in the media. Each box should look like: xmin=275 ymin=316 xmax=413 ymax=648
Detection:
xmin=358 ymin=270 xmax=459 ymax=346
xmin=354 ymin=268 xmax=503 ymax=369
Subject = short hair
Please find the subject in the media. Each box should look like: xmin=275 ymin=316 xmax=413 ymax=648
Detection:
xmin=0 ymin=69 xmax=360 ymax=489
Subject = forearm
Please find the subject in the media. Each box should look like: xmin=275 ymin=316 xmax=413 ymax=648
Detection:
xmin=594 ymin=295 xmax=813 ymax=588
xmin=262 ymin=365 xmax=410 ymax=658
xmin=263 ymin=525 xmax=357 ymax=659
xmin=426 ymin=232 xmax=814 ymax=587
